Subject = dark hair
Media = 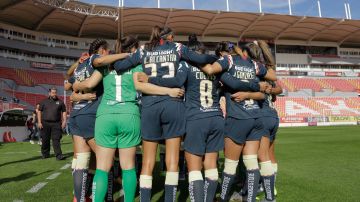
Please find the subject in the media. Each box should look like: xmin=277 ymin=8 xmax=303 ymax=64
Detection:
xmin=145 ymin=26 xmax=161 ymax=51
xmin=160 ymin=27 xmax=173 ymax=39
xmin=215 ymin=41 xmax=236 ymax=57
xmin=89 ymin=39 xmax=109 ymax=55
xmin=187 ymin=34 xmax=205 ymax=54
xmin=118 ymin=36 xmax=139 ymax=53
xmin=258 ymin=40 xmax=276 ymax=69
xmin=145 ymin=26 xmax=173 ymax=51
xmin=49 ymin=87 xmax=57 ymax=92
xmin=243 ymin=42 xmax=263 ymax=62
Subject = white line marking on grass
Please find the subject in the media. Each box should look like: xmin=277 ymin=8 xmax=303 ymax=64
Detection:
xmin=60 ymin=163 xmax=71 ymax=170
xmin=3 ymin=152 xmax=27 ymax=154
xmin=46 ymin=172 xmax=61 ymax=180
xmin=13 ymin=199 xmax=24 ymax=202
xmin=26 ymin=182 xmax=48 ymax=193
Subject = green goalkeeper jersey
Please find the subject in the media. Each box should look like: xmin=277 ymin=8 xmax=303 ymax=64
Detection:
xmin=96 ymin=65 xmax=142 ymax=117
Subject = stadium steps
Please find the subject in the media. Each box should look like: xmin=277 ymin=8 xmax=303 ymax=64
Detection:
xmin=15 ymin=69 xmax=34 ymax=86
xmin=314 ymin=79 xmax=333 ymax=91
xmin=347 ymin=79 xmax=360 ymax=90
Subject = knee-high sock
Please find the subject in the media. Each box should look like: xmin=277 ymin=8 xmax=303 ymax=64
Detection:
xmin=260 ymin=161 xmax=275 ymax=201
xmin=92 ymin=169 xmax=108 ymax=202
xmin=164 ymin=171 xmax=179 ymax=202
xmin=139 ymin=175 xmax=152 ymax=202
xmin=204 ymin=169 xmax=218 ymax=202
xmin=243 ymin=155 xmax=260 ymax=202
xmin=188 ymin=171 xmax=204 ymax=202
xmin=73 ymin=152 xmax=90 ymax=202
xmin=122 ymin=168 xmax=137 ymax=202
xmin=105 ymin=169 xmax=114 ymax=202
xmin=219 ymin=158 xmax=238 ymax=202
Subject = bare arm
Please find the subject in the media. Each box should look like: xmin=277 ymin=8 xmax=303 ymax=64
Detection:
xmin=70 ymin=92 xmax=96 ymax=102
xmin=133 ymin=73 xmax=184 ymax=98
xmin=61 ymin=112 xmax=67 ymax=129
xmin=66 ymin=61 xmax=79 ymax=79
xmin=73 ymin=71 xmax=103 ymax=92
xmin=92 ymin=53 xmax=129 ymax=68
xmin=264 ymin=68 xmax=277 ymax=81
xmin=271 ymin=82 xmax=283 ymax=95
xmin=231 ymin=92 xmax=265 ymax=102
xmin=201 ymin=62 xmax=223 ymax=76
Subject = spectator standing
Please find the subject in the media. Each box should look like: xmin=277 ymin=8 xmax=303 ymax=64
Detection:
xmin=38 ymin=87 xmax=67 ymax=160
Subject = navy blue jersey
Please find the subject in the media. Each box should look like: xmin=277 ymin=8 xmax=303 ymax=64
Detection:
xmin=113 ymin=41 xmax=217 ymax=107
xmin=149 ymin=61 xmax=222 ymax=120
xmin=218 ymin=55 xmax=267 ymax=119
xmin=70 ymin=54 xmax=104 ymax=117
xmin=260 ymin=81 xmax=278 ymax=118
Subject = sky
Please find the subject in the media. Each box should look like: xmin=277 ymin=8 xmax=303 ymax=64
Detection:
xmin=78 ymin=0 xmax=360 ymax=20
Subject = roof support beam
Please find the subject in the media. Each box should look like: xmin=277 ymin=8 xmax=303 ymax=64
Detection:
xmin=34 ymin=8 xmax=57 ymax=31
xmin=201 ymin=11 xmax=220 ymax=38
xmin=338 ymin=28 xmax=360 ymax=45
xmin=164 ymin=8 xmax=173 ymax=27
xmin=275 ymin=16 xmax=306 ymax=41
xmin=238 ymin=13 xmax=264 ymax=41
xmin=307 ymin=19 xmax=344 ymax=43
xmin=0 ymin=0 xmax=26 ymax=11
xmin=78 ymin=5 xmax=95 ymax=37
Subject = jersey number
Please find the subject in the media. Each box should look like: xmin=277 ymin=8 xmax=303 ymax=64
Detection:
xmin=145 ymin=62 xmax=175 ymax=78
xmin=200 ymin=80 xmax=213 ymax=108
xmin=115 ymin=75 xmax=122 ymax=102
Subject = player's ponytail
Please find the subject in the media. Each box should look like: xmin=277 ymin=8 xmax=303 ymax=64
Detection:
xmin=88 ymin=39 xmax=109 ymax=55
xmin=243 ymin=42 xmax=263 ymax=62
xmin=145 ymin=26 xmax=161 ymax=51
xmin=258 ymin=40 xmax=276 ymax=70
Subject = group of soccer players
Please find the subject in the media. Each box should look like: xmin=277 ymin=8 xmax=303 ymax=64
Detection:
xmin=65 ymin=25 xmax=282 ymax=202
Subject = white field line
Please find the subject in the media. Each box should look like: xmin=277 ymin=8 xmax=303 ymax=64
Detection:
xmin=60 ymin=163 xmax=71 ymax=170
xmin=46 ymin=172 xmax=61 ymax=180
xmin=26 ymin=182 xmax=48 ymax=193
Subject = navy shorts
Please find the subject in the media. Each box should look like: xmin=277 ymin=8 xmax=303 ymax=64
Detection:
xmin=141 ymin=100 xmax=185 ymax=141
xmin=224 ymin=117 xmax=264 ymax=144
xmin=261 ymin=117 xmax=279 ymax=142
xmin=68 ymin=114 xmax=96 ymax=140
xmin=184 ymin=116 xmax=224 ymax=156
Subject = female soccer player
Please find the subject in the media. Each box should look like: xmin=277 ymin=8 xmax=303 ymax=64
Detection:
xmin=113 ymin=26 xmax=217 ymax=201
xmin=199 ymin=41 xmax=276 ymax=202
xmin=73 ymin=36 xmax=184 ymax=202
xmin=65 ymin=39 xmax=128 ymax=202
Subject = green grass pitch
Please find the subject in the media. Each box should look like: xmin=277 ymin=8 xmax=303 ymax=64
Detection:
xmin=1 ymin=125 xmax=360 ymax=202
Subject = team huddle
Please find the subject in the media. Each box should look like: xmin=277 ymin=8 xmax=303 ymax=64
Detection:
xmin=65 ymin=25 xmax=282 ymax=202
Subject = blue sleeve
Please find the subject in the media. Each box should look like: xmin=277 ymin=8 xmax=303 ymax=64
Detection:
xmin=220 ymin=72 xmax=260 ymax=91
xmin=256 ymin=62 xmax=267 ymax=78
xmin=68 ymin=76 xmax=75 ymax=84
xmin=217 ymin=55 xmax=232 ymax=71
xmin=148 ymin=62 xmax=188 ymax=88
xmin=113 ymin=49 xmax=142 ymax=73
xmin=179 ymin=44 xmax=217 ymax=64
xmin=90 ymin=54 xmax=101 ymax=69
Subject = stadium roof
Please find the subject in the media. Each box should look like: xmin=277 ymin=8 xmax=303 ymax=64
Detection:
xmin=1 ymin=0 xmax=360 ymax=45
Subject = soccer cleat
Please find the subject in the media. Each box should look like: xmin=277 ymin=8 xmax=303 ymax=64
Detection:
xmin=30 ymin=140 xmax=35 ymax=144
xmin=274 ymin=187 xmax=277 ymax=196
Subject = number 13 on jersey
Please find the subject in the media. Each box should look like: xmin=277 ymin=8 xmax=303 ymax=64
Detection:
xmin=144 ymin=62 xmax=175 ymax=78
